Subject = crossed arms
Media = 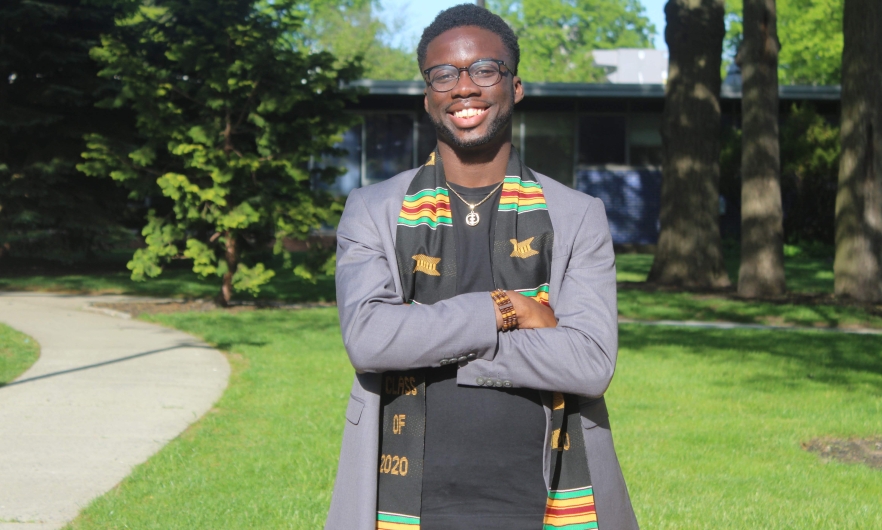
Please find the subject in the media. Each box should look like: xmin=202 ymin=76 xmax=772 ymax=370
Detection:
xmin=335 ymin=187 xmax=618 ymax=399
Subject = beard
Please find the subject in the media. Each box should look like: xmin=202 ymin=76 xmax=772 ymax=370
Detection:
xmin=430 ymin=99 xmax=514 ymax=149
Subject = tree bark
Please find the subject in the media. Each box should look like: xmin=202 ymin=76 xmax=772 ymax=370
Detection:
xmin=833 ymin=0 xmax=882 ymax=302
xmin=220 ymin=232 xmax=238 ymax=307
xmin=737 ymin=0 xmax=786 ymax=297
xmin=648 ymin=0 xmax=730 ymax=288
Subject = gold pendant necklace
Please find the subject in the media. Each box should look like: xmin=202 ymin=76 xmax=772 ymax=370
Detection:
xmin=447 ymin=180 xmax=505 ymax=227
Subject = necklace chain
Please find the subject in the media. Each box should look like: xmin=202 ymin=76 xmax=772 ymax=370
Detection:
xmin=447 ymin=180 xmax=504 ymax=227
xmin=447 ymin=180 xmax=504 ymax=210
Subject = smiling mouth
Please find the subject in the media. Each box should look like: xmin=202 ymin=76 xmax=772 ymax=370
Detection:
xmin=451 ymin=108 xmax=487 ymax=119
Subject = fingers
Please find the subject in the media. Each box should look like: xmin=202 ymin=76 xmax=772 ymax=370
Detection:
xmin=507 ymin=290 xmax=557 ymax=329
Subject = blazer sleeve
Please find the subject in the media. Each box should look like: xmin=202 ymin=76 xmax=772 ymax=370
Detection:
xmin=458 ymin=197 xmax=618 ymax=398
xmin=336 ymin=188 xmax=499 ymax=373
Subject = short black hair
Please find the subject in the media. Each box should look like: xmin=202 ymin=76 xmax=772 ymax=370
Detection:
xmin=417 ymin=4 xmax=519 ymax=75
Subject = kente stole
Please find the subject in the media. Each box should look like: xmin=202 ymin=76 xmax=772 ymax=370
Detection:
xmin=377 ymin=147 xmax=597 ymax=530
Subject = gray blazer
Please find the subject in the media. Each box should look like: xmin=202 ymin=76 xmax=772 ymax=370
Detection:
xmin=326 ymin=168 xmax=639 ymax=529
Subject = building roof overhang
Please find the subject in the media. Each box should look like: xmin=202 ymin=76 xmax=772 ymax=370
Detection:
xmin=348 ymin=80 xmax=842 ymax=101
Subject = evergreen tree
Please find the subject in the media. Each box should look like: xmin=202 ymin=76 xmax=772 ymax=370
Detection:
xmin=79 ymin=0 xmax=362 ymax=305
xmin=0 ymin=0 xmax=136 ymax=262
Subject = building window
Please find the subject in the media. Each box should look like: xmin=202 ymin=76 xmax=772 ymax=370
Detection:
xmin=627 ymin=113 xmax=663 ymax=167
xmin=318 ymin=125 xmax=362 ymax=196
xmin=522 ymin=113 xmax=575 ymax=186
xmin=578 ymin=115 xmax=627 ymax=167
xmin=364 ymin=113 xmax=414 ymax=185
xmin=417 ymin=112 xmax=437 ymax=164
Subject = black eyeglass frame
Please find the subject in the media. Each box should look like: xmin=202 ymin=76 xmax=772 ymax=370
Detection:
xmin=422 ymin=58 xmax=512 ymax=93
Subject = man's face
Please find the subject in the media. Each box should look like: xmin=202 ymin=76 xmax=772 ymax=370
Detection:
xmin=423 ymin=26 xmax=524 ymax=151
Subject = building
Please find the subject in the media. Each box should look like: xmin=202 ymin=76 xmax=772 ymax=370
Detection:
xmin=592 ymin=48 xmax=669 ymax=85
xmin=328 ymin=78 xmax=840 ymax=245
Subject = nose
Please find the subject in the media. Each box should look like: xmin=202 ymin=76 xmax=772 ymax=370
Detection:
xmin=451 ymin=71 xmax=482 ymax=98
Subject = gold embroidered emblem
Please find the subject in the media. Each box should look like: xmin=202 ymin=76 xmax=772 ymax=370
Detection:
xmin=551 ymin=428 xmax=571 ymax=451
xmin=510 ymin=237 xmax=539 ymax=259
xmin=425 ymin=152 xmax=436 ymax=166
xmin=412 ymin=254 xmax=441 ymax=276
xmin=552 ymin=392 xmax=565 ymax=410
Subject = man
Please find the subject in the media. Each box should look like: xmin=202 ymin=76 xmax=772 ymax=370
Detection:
xmin=326 ymin=4 xmax=638 ymax=529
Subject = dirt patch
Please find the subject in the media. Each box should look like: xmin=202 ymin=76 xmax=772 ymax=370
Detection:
xmin=91 ymin=299 xmax=335 ymax=318
xmin=802 ymin=436 xmax=882 ymax=469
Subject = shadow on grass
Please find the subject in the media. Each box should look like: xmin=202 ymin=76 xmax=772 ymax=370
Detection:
xmin=618 ymin=245 xmax=835 ymax=295
xmin=0 ymin=342 xmax=211 ymax=389
xmin=0 ymin=258 xmax=337 ymax=304
xmin=141 ymin=307 xmax=341 ymax=353
xmin=621 ymin=324 xmax=882 ymax=392
xmin=617 ymin=287 xmax=882 ymax=329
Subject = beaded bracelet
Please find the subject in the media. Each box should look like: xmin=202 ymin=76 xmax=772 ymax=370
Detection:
xmin=490 ymin=289 xmax=518 ymax=331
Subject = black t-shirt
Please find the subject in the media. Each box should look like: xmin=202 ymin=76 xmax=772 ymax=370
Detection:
xmin=420 ymin=181 xmax=547 ymax=530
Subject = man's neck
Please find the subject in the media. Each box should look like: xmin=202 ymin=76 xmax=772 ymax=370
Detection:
xmin=437 ymin=140 xmax=511 ymax=188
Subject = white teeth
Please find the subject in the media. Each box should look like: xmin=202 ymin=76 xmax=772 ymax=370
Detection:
xmin=453 ymin=108 xmax=486 ymax=118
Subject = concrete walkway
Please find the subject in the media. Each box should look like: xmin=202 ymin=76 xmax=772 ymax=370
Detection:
xmin=0 ymin=293 xmax=230 ymax=530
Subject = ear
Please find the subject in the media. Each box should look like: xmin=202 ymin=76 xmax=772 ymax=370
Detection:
xmin=424 ymin=91 xmax=429 ymax=113
xmin=513 ymin=75 xmax=524 ymax=104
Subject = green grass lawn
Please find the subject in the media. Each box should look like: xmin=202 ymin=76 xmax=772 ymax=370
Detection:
xmin=0 ymin=256 xmax=336 ymax=304
xmin=5 ymin=247 xmax=875 ymax=331
xmin=65 ymin=308 xmax=882 ymax=529
xmin=617 ymin=289 xmax=882 ymax=329
xmin=0 ymin=323 xmax=40 ymax=385
xmin=614 ymin=250 xmax=882 ymax=329
xmin=615 ymin=249 xmax=834 ymax=294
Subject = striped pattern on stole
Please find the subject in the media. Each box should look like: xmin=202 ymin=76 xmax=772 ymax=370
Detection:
xmin=382 ymin=147 xmax=597 ymax=529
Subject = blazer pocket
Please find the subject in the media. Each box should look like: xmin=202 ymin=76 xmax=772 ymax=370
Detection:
xmin=578 ymin=396 xmax=609 ymax=429
xmin=345 ymin=393 xmax=366 ymax=425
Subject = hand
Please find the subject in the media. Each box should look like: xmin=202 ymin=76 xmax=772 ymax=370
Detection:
xmin=493 ymin=290 xmax=557 ymax=330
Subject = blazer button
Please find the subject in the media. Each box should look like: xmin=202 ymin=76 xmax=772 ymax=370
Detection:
xmin=493 ymin=380 xmax=503 ymax=387
xmin=457 ymin=355 xmax=467 ymax=363
xmin=484 ymin=379 xmax=495 ymax=387
xmin=467 ymin=353 xmax=477 ymax=360
xmin=503 ymin=380 xmax=512 ymax=388
xmin=439 ymin=359 xmax=449 ymax=366
xmin=476 ymin=377 xmax=485 ymax=385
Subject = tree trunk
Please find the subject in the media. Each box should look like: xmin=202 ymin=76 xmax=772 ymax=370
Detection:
xmin=834 ymin=0 xmax=882 ymax=302
xmin=220 ymin=232 xmax=238 ymax=307
xmin=737 ymin=0 xmax=786 ymax=297
xmin=648 ymin=0 xmax=730 ymax=288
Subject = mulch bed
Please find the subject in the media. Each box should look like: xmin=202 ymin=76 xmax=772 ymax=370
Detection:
xmin=91 ymin=300 xmax=335 ymax=318
xmin=802 ymin=437 xmax=882 ymax=469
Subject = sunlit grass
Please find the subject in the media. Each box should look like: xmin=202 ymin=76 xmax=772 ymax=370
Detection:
xmin=66 ymin=308 xmax=348 ymax=530
xmin=64 ymin=309 xmax=882 ymax=529
xmin=613 ymin=324 xmax=882 ymax=528
xmin=0 ymin=323 xmax=40 ymax=385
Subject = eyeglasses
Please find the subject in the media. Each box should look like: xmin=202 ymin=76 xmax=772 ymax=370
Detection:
xmin=422 ymin=59 xmax=511 ymax=93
